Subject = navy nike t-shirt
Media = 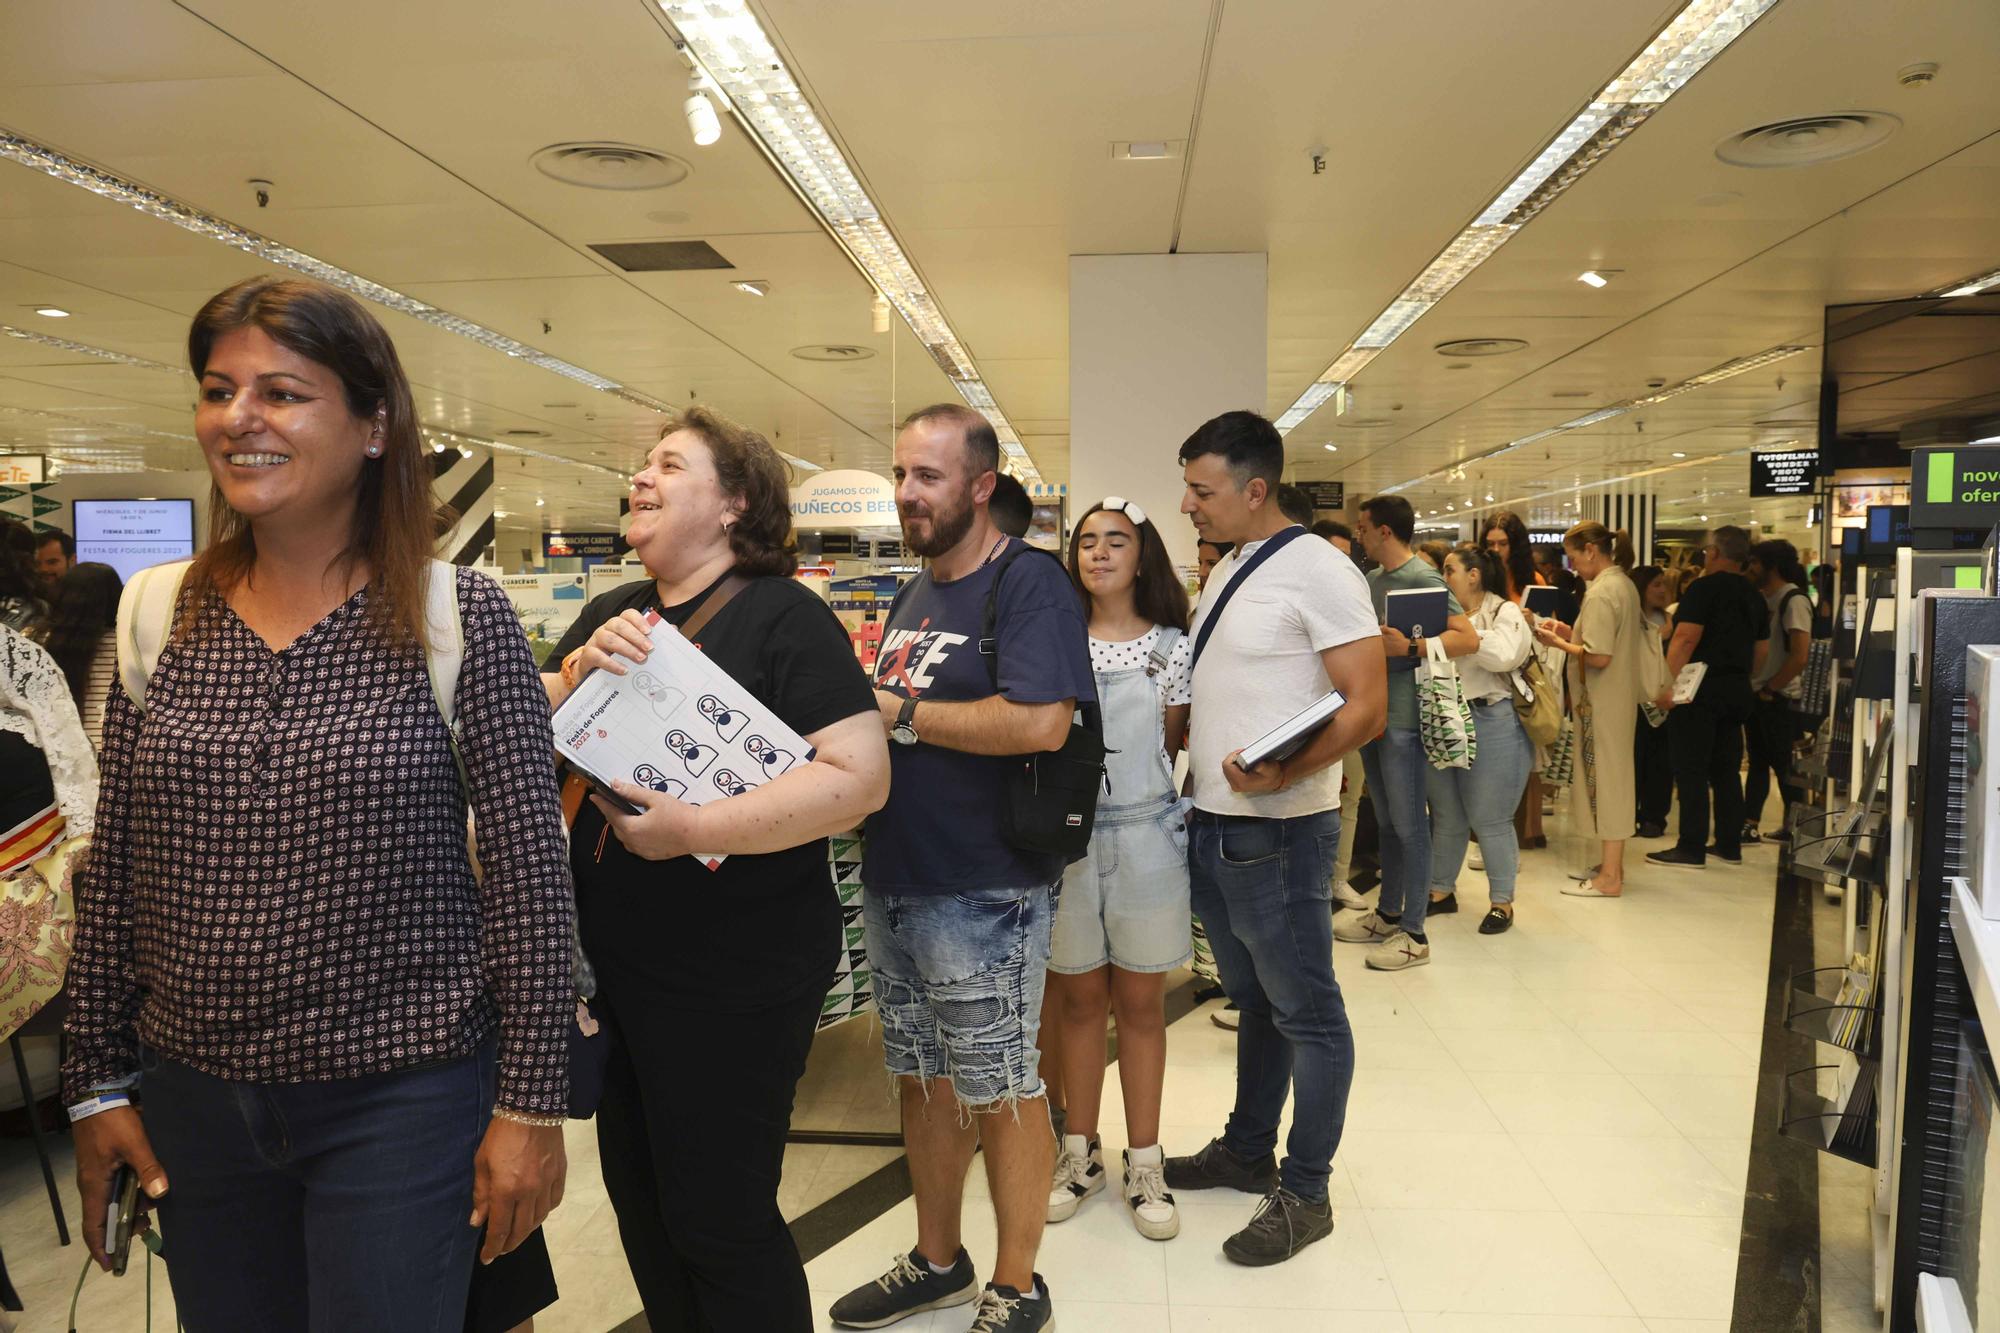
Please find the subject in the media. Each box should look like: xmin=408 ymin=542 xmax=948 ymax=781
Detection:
xmin=864 ymin=541 xmax=1095 ymax=895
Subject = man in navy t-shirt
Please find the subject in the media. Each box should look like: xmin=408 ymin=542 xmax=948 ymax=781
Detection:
xmin=830 ymin=404 xmax=1091 ymax=1333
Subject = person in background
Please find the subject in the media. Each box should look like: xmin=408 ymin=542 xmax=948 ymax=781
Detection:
xmin=1191 ymin=536 xmax=1232 ymax=1027
xmin=35 ymin=529 xmax=77 ymax=587
xmin=1311 ymin=519 xmax=1354 ymax=556
xmin=1196 ymin=539 xmax=1234 ymax=588
xmin=0 ymin=521 xmax=49 ymax=634
xmin=37 ymin=561 xmax=123 ymax=752
xmin=1045 ymin=498 xmax=1192 ymax=1243
xmin=546 ymin=406 xmax=890 ymax=1333
xmin=1311 ymin=520 xmax=1370 ymax=912
xmin=989 ymin=471 xmax=1034 ymax=540
xmin=64 ymin=276 xmax=575 ymax=1329
xmin=1629 ymin=565 xmax=1674 ymax=839
xmin=1810 ymin=563 xmax=1836 ymax=637
xmin=1484 ymin=510 xmax=1552 ymax=853
xmin=1743 ymin=539 xmax=1813 ymax=847
xmin=1647 ymin=526 xmax=1768 ymax=871
xmin=1275 ymin=483 xmax=1316 ymax=529
xmin=1416 ymin=539 xmax=1452 ymax=572
xmin=1534 ymin=523 xmax=1644 ymax=897
xmin=1335 ymin=495 xmax=1478 ymax=970
xmin=832 ymin=403 xmax=1092 ymax=1333
xmin=1426 ymin=545 xmax=1534 ymax=934
xmin=1164 ymin=410 xmax=1385 ymax=1266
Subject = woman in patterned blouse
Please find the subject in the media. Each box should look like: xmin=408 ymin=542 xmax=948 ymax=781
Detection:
xmin=62 ymin=277 xmax=575 ymax=1332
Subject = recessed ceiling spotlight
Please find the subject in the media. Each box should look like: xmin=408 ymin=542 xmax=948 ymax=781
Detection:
xmin=1323 ymin=443 xmax=1338 ymax=452
xmin=431 ymin=441 xmax=447 ymax=454
xmin=33 ymin=306 xmax=69 ymax=318
xmin=1699 ymin=513 xmax=1710 ymax=521
xmin=458 ymin=446 xmax=474 ymax=458
xmin=731 ymin=279 xmax=770 ymax=297
xmin=1484 ymin=492 xmax=1496 ymax=502
xmin=534 ymin=497 xmax=546 ymax=507
xmin=1672 ymin=451 xmax=1687 ymax=458
xmin=685 ymin=77 xmax=723 ymax=148
xmin=1577 ymin=270 xmax=1612 ymax=288
xmin=1446 ymin=503 xmax=1456 ymax=511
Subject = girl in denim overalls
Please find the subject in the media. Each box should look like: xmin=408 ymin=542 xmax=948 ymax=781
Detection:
xmin=1044 ymin=499 xmax=1193 ymax=1243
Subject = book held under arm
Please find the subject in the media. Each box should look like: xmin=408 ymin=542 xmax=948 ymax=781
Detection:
xmin=550 ymin=609 xmax=816 ymax=870
xmin=1235 ymin=690 xmax=1348 ymax=770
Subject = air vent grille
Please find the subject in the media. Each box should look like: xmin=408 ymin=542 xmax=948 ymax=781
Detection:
xmin=590 ymin=240 xmax=734 ymax=272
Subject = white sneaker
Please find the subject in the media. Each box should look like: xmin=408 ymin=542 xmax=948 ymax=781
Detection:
xmin=1365 ymin=929 xmax=1431 ymax=971
xmin=1123 ymin=1146 xmax=1180 ymax=1240
xmin=1334 ymin=908 xmax=1397 ymax=945
xmin=1047 ymin=1134 xmax=1105 ymax=1222
xmin=1332 ymin=876 xmax=1369 ymax=910
xmin=1467 ymin=844 xmax=1485 ymax=871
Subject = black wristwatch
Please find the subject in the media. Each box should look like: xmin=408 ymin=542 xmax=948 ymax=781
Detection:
xmin=891 ymin=697 xmax=920 ymax=746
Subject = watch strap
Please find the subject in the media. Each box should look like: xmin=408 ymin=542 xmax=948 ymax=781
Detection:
xmin=896 ymin=697 xmax=919 ymax=728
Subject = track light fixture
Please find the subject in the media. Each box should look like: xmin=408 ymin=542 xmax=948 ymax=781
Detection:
xmin=684 ymin=77 xmax=722 ymax=147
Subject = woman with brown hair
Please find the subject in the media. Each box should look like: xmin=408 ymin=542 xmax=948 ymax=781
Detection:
xmin=63 ymin=276 xmax=576 ymax=1329
xmin=1534 ymin=523 xmax=1645 ymax=897
xmin=544 ymin=405 xmax=889 ymax=1331
xmin=1484 ymin=509 xmax=1554 ymax=850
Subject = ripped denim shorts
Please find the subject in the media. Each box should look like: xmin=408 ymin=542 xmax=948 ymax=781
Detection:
xmin=863 ymin=883 xmax=1056 ymax=1109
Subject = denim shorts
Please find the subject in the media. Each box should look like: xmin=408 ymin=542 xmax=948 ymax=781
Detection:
xmin=863 ymin=884 xmax=1055 ymax=1108
xmin=1051 ymin=798 xmax=1193 ymax=975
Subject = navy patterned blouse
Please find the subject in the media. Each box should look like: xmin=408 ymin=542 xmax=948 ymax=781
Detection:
xmin=62 ymin=567 xmax=574 ymax=1116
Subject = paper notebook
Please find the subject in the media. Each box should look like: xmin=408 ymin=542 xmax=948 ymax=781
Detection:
xmin=551 ymin=609 xmax=815 ymax=870
xmin=1522 ymin=584 xmax=1562 ymax=618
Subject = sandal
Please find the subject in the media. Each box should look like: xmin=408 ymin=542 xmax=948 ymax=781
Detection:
xmin=1561 ymin=878 xmax=1622 ymax=898
xmin=1478 ymin=905 xmax=1514 ymax=935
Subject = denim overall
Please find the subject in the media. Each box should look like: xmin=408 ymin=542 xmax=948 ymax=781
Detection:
xmin=1050 ymin=629 xmax=1194 ymax=975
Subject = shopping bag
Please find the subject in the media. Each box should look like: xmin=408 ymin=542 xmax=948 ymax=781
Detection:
xmin=1416 ymin=637 xmax=1477 ymax=770
xmin=0 ymin=821 xmax=82 ymax=1045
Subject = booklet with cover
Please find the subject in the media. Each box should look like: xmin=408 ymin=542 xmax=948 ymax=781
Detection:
xmin=1236 ymin=690 xmax=1348 ymax=770
xmin=1383 ymin=586 xmax=1449 ymax=673
xmin=1671 ymin=661 xmax=1708 ymax=705
xmin=1522 ymin=584 xmax=1562 ymax=618
xmin=551 ymin=609 xmax=815 ymax=871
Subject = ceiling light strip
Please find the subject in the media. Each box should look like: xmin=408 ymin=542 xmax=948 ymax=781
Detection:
xmin=658 ymin=1 xmax=1040 ymax=482
xmin=0 ymin=129 xmax=677 ymax=416
xmin=1935 ymin=266 xmax=2000 ymax=298
xmin=1275 ymin=0 xmax=1783 ymax=435
xmin=1 ymin=324 xmax=188 ymax=374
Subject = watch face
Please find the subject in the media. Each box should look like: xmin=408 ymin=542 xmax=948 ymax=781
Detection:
xmin=892 ymin=722 xmax=917 ymax=746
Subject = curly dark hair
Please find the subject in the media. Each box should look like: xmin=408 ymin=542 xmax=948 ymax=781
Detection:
xmin=661 ymin=405 xmax=797 ymax=578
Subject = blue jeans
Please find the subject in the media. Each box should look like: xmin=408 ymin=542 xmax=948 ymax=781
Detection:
xmin=1362 ymin=727 xmax=1433 ymax=934
xmin=1188 ymin=809 xmax=1355 ymax=1203
xmin=1427 ymin=699 xmax=1535 ymax=904
xmin=140 ymin=1044 xmax=495 ymax=1332
xmin=864 ymin=884 xmax=1055 ymax=1109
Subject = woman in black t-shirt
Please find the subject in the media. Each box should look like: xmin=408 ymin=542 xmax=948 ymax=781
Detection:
xmin=542 ymin=406 xmax=888 ymax=1333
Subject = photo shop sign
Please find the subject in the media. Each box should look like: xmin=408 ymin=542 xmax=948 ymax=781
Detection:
xmin=790 ymin=470 xmax=899 ymax=530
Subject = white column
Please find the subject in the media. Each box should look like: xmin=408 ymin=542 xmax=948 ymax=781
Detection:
xmin=1069 ymin=254 xmax=1268 ymax=568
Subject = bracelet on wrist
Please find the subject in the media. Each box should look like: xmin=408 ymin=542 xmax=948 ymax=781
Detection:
xmin=68 ymin=1091 xmax=133 ymax=1123
xmin=492 ymin=1107 xmax=566 ymax=1129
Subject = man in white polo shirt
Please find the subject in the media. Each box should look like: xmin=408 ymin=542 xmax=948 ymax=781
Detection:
xmin=1162 ymin=410 xmax=1387 ymax=1267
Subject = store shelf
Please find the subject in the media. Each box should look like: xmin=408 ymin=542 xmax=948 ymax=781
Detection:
xmin=1786 ymin=966 xmax=1877 ymax=1053
xmin=1916 ymin=1273 xmax=1973 ymax=1333
xmin=1779 ymin=1064 xmax=1878 ymax=1167
xmin=1948 ymin=877 xmax=2000 ymax=1041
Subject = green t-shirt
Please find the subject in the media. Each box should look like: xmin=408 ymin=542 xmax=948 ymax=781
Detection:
xmin=1366 ymin=555 xmax=1463 ymax=731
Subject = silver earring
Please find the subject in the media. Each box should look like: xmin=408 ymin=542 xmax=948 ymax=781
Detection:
xmin=365 ymin=443 xmax=383 ymax=458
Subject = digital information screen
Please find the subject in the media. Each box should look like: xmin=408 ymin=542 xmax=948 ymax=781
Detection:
xmin=1750 ymin=448 xmax=1820 ymax=497
xmin=72 ymin=498 xmax=196 ymax=582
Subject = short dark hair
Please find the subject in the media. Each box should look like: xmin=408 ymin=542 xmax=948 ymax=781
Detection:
xmin=988 ymin=472 xmax=1032 ymax=538
xmin=899 ymin=403 xmax=999 ymax=474
xmin=1311 ymin=520 xmax=1353 ymax=542
xmin=1749 ymin=538 xmax=1806 ymax=587
xmin=1449 ymin=543 xmax=1507 ymax=599
xmin=37 ymin=530 xmax=76 ymax=558
xmin=1177 ymin=410 xmax=1283 ymax=489
xmin=1275 ymin=483 xmax=1315 ymax=527
xmin=1358 ymin=495 xmax=1415 ymax=544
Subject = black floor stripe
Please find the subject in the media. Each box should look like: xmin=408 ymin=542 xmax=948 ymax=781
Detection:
xmin=607 ymin=976 xmax=1208 ymax=1332
xmin=1730 ymin=868 xmax=1822 ymax=1333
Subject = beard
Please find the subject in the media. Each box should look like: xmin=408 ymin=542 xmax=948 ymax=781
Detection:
xmin=901 ymin=489 xmax=977 ymax=558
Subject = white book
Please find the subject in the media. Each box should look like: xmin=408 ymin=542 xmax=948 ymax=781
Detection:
xmin=1237 ymin=690 xmax=1348 ymax=770
xmin=1671 ymin=661 xmax=1708 ymax=705
xmin=551 ymin=609 xmax=815 ymax=871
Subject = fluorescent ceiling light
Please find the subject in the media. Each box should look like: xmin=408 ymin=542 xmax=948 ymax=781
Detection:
xmin=33 ymin=306 xmax=70 ymax=318
xmin=1933 ymin=265 xmax=2000 ymax=298
xmin=730 ymin=279 xmax=770 ymax=296
xmin=1577 ymin=270 xmax=1610 ymax=288
xmin=1275 ymin=382 xmax=1342 ymax=432
xmin=1273 ymin=0 xmax=1781 ymax=435
xmin=1 ymin=324 xmax=183 ymax=373
xmin=1629 ymin=343 xmax=1807 ymax=404
xmin=660 ymin=0 xmax=1040 ymax=482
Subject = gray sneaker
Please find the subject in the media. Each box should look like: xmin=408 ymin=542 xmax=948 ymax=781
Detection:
xmin=1222 ymin=1187 xmax=1336 ymax=1266
xmin=966 ymin=1277 xmax=1053 ymax=1332
xmin=829 ymin=1247 xmax=978 ymax=1328
xmin=1333 ymin=908 xmax=1396 ymax=944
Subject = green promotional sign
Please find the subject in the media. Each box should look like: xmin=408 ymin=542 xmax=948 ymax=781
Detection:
xmin=1912 ymin=446 xmax=2000 ymax=529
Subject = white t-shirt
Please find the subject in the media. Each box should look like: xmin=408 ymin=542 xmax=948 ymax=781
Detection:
xmin=1188 ymin=533 xmax=1379 ymax=818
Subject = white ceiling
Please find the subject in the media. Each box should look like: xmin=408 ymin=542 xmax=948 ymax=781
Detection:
xmin=1 ymin=0 xmax=1996 ymax=544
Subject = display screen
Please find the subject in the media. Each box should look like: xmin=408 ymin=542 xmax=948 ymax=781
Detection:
xmin=72 ymin=499 xmax=196 ymax=582
xmin=1750 ymin=448 xmax=1820 ymax=497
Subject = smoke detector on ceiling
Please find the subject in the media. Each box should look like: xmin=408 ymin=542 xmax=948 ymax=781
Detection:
xmin=1716 ymin=113 xmax=1900 ymax=168
xmin=1434 ymin=338 xmax=1528 ymax=358
xmin=531 ymin=142 xmax=691 ymax=191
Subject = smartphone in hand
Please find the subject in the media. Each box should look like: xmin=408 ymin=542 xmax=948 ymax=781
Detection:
xmin=107 ymin=1165 xmax=142 ymax=1275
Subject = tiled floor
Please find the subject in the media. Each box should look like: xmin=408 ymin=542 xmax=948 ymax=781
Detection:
xmin=0 ymin=817 xmax=1783 ymax=1331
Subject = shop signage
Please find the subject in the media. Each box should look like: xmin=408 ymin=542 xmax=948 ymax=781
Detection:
xmin=1749 ymin=447 xmax=1820 ymax=497
xmin=543 ymin=531 xmax=620 ymax=558
xmin=790 ymin=469 xmax=899 ymax=529
xmin=1915 ymin=446 xmax=2000 ymax=529
xmin=1527 ymin=530 xmax=1567 ymax=546
xmin=0 ymin=455 xmax=48 ymax=485
xmin=818 ymin=533 xmax=857 ymax=556
xmin=1296 ymin=481 xmax=1345 ymax=511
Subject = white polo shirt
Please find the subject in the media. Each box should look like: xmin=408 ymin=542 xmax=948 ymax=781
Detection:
xmin=1187 ymin=532 xmax=1380 ymax=818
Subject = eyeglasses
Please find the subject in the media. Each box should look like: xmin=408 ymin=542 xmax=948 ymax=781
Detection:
xmin=1100 ymin=496 xmax=1149 ymax=526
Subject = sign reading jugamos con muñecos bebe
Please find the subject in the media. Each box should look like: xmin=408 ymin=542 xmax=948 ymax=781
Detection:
xmin=789 ymin=469 xmax=898 ymax=530
xmin=1914 ymin=447 xmax=2000 ymax=529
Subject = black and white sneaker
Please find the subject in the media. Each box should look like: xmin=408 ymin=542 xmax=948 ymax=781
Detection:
xmin=1222 ymin=1188 xmax=1336 ymax=1267
xmin=1046 ymin=1134 xmax=1105 ymax=1222
xmin=966 ymin=1277 xmax=1053 ymax=1332
xmin=1705 ymin=844 xmax=1744 ymax=865
xmin=829 ymin=1247 xmax=978 ymax=1329
xmin=1164 ymin=1136 xmax=1278 ymax=1194
xmin=1645 ymin=848 xmax=1706 ymax=870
